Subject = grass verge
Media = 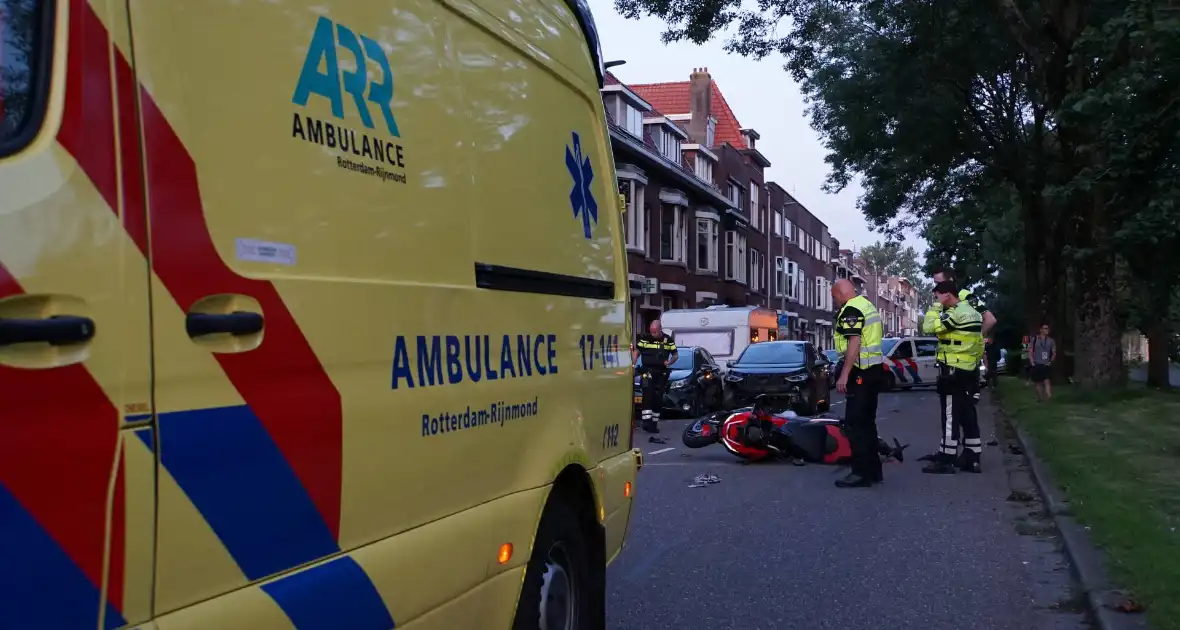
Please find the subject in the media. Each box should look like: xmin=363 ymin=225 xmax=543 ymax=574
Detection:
xmin=997 ymin=378 xmax=1180 ymax=629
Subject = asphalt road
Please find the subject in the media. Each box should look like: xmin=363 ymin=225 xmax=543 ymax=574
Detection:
xmin=607 ymin=387 xmax=1090 ymax=630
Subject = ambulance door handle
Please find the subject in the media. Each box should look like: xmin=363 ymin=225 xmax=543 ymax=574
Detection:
xmin=0 ymin=315 xmax=96 ymax=347
xmin=185 ymin=311 xmax=264 ymax=338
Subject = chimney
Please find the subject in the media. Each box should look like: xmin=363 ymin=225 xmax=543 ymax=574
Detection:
xmin=688 ymin=67 xmax=712 ymax=146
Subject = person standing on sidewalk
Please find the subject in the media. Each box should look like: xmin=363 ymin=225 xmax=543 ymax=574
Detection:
xmin=922 ymin=281 xmax=985 ymax=475
xmin=1030 ymin=323 xmax=1057 ymax=401
xmin=632 ymin=320 xmax=678 ymax=434
xmin=831 ymin=279 xmax=886 ymax=488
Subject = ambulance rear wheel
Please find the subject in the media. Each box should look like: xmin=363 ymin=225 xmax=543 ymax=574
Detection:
xmin=513 ymin=495 xmax=597 ymax=630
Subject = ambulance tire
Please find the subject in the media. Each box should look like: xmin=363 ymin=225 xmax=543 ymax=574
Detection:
xmin=513 ymin=492 xmax=600 ymax=630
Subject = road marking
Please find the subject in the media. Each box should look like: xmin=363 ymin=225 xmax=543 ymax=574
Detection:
xmin=647 ymin=447 xmax=676 ymax=455
xmin=830 ymin=400 xmax=846 ymax=406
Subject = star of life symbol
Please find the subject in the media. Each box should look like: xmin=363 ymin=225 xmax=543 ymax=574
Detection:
xmin=565 ymin=132 xmax=597 ymax=239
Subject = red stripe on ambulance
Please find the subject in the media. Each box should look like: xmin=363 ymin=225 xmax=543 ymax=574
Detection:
xmin=0 ymin=261 xmax=123 ymax=615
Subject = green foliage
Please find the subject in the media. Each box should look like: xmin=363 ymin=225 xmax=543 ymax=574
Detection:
xmin=857 ymin=241 xmax=921 ymax=280
xmin=612 ymin=0 xmax=1180 ymax=386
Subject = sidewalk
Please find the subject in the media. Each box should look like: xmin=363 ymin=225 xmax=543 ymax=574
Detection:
xmin=1128 ymin=362 xmax=1180 ymax=389
xmin=998 ymin=379 xmax=1180 ymax=630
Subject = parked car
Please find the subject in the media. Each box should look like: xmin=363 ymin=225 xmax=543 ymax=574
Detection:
xmin=722 ymin=341 xmax=832 ymax=415
xmin=633 ymin=345 xmax=725 ymax=418
xmin=822 ymin=349 xmax=841 ymax=389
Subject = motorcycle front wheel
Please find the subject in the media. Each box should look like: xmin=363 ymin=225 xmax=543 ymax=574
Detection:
xmin=682 ymin=418 xmax=719 ymax=448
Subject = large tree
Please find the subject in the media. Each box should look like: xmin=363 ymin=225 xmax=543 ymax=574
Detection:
xmin=858 ymin=241 xmax=922 ymax=281
xmin=614 ymin=0 xmax=1179 ymax=386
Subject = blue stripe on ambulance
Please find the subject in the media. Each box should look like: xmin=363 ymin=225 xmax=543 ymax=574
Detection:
xmin=144 ymin=405 xmax=395 ymax=628
xmin=0 ymin=484 xmax=126 ymax=630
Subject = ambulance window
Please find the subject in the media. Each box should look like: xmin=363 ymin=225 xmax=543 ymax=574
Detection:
xmin=0 ymin=0 xmax=54 ymax=155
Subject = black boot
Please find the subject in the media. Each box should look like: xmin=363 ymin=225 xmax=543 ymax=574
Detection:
xmin=922 ymin=454 xmax=958 ymax=475
xmin=957 ymin=450 xmax=982 ymax=473
xmin=835 ymin=472 xmax=875 ymax=488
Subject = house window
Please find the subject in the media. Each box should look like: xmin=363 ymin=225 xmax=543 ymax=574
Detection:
xmin=696 ymin=217 xmax=719 ymax=273
xmin=774 ymin=257 xmax=785 ymax=296
xmin=620 ymin=179 xmax=647 ymax=252
xmin=799 ymin=270 xmax=808 ymax=306
xmin=750 ymin=251 xmax=764 ymax=293
xmin=728 ymin=182 xmax=742 ymax=208
xmin=660 ymin=204 xmax=688 ymax=263
xmin=750 ymin=183 xmax=761 ymax=232
xmin=786 ymin=260 xmax=798 ymax=300
xmin=784 ymin=219 xmax=795 ymax=242
xmin=816 ymin=277 xmax=825 ymax=311
xmin=694 ymin=156 xmax=713 ymax=183
xmin=662 ymin=130 xmax=681 ymax=161
xmin=725 ymin=231 xmax=747 ymax=283
xmin=619 ymin=102 xmax=643 ymax=138
xmin=773 ymin=211 xmax=782 ymax=236
xmin=662 ymin=295 xmax=674 ymax=311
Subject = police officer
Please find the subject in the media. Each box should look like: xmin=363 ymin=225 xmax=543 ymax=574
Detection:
xmin=830 ymin=279 xmax=886 ymax=488
xmin=932 ymin=268 xmax=995 ymax=401
xmin=922 ymin=281 xmax=985 ymax=474
xmin=632 ymin=320 xmax=678 ymax=433
xmin=932 ymin=268 xmax=997 ymax=337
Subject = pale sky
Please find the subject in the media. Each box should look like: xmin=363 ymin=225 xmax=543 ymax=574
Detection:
xmin=589 ymin=0 xmax=927 ymax=257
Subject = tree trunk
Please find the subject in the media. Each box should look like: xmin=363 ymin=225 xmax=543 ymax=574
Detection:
xmin=1074 ymin=248 xmax=1126 ymax=387
xmin=1146 ymin=321 xmax=1172 ymax=388
xmin=1020 ymin=192 xmax=1045 ymax=336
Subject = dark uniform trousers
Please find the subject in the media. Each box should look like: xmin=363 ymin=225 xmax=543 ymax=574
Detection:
xmin=842 ymin=366 xmax=883 ymax=480
xmin=640 ymin=367 xmax=670 ymax=425
xmin=938 ymin=365 xmax=982 ymax=461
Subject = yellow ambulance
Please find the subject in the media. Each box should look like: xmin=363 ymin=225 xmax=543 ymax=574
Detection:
xmin=0 ymin=0 xmax=638 ymax=628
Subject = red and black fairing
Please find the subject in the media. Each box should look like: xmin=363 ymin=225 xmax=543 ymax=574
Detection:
xmin=694 ymin=408 xmax=904 ymax=464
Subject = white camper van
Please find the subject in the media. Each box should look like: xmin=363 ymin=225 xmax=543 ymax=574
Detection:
xmin=659 ymin=306 xmax=780 ymax=372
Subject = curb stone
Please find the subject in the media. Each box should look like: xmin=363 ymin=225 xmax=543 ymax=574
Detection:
xmin=1005 ymin=413 xmax=1149 ymax=630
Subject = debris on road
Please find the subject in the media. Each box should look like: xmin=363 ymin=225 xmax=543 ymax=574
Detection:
xmin=688 ymin=473 xmax=721 ymax=488
xmin=1113 ymin=597 xmax=1146 ymax=614
xmin=648 ymin=436 xmax=668 ymax=444
xmin=1006 ymin=490 xmax=1035 ymax=503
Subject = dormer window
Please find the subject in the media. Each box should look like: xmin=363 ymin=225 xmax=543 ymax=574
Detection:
xmin=645 ymin=115 xmax=688 ymax=162
xmin=740 ymin=127 xmax=761 ymax=150
xmin=600 ymin=85 xmax=652 ymax=140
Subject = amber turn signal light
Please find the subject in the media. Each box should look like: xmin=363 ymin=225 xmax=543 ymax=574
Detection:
xmin=497 ymin=543 xmax=513 ymax=564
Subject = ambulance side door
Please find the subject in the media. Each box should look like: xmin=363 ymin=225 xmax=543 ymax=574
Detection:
xmin=0 ymin=1 xmax=155 ymax=627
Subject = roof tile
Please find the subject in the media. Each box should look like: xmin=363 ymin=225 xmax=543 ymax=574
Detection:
xmin=629 ymin=79 xmax=748 ymax=150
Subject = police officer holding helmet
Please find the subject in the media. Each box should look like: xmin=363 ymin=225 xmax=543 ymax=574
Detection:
xmin=632 ymin=320 xmax=678 ymax=434
xmin=922 ymin=281 xmax=985 ymax=474
xmin=830 ymin=279 xmax=886 ymax=488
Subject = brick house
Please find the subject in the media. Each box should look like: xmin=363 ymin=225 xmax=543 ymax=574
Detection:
xmin=601 ymin=72 xmax=737 ymax=336
xmin=628 ymin=69 xmax=773 ymax=310
xmin=766 ymin=184 xmax=836 ymax=349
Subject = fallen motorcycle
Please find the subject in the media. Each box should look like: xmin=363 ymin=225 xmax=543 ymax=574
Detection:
xmin=682 ymin=394 xmax=908 ymax=465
